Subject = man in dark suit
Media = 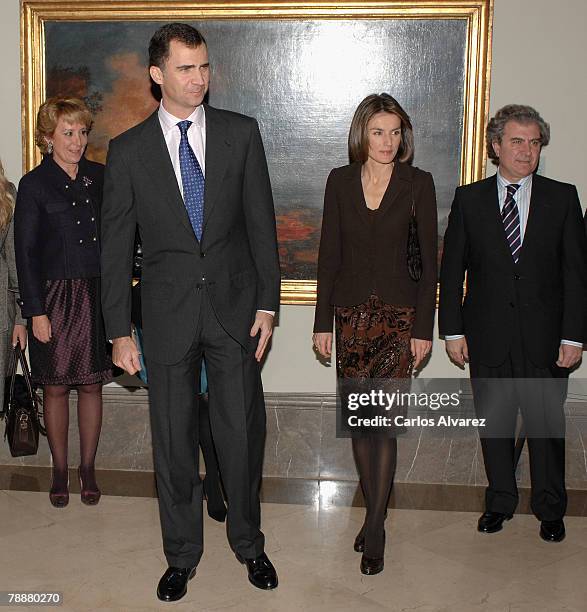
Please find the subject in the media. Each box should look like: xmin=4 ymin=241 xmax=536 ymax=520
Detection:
xmin=439 ymin=104 xmax=587 ymax=543
xmin=100 ymin=23 xmax=280 ymax=601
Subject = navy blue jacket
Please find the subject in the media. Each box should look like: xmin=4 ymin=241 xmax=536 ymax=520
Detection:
xmin=14 ymin=156 xmax=104 ymax=317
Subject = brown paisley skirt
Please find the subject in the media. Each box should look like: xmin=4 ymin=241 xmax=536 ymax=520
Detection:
xmin=335 ymin=294 xmax=415 ymax=379
xmin=335 ymin=295 xmax=415 ymax=436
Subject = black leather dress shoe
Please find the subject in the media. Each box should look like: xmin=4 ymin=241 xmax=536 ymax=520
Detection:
xmin=477 ymin=512 xmax=512 ymax=534
xmin=236 ymin=552 xmax=278 ymax=590
xmin=540 ymin=519 xmax=565 ymax=542
xmin=156 ymin=566 xmax=196 ymax=602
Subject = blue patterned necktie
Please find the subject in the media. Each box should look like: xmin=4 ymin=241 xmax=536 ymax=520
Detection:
xmin=502 ymin=183 xmax=521 ymax=263
xmin=177 ymin=120 xmax=204 ymax=241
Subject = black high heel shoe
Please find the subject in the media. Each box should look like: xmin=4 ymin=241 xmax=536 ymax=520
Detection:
xmin=360 ymin=530 xmax=385 ymax=575
xmin=78 ymin=466 xmax=101 ymax=506
xmin=203 ymin=475 xmax=226 ymax=522
xmin=354 ymin=528 xmax=365 ymax=553
xmin=49 ymin=468 xmax=69 ymax=508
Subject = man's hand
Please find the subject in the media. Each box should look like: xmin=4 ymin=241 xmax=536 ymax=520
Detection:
xmin=445 ymin=337 xmax=469 ymax=367
xmin=12 ymin=324 xmax=27 ymax=349
xmin=411 ymin=338 xmax=432 ymax=370
xmin=313 ymin=332 xmax=333 ymax=359
xmin=556 ymin=344 xmax=582 ymax=369
xmin=32 ymin=315 xmax=51 ymax=343
xmin=112 ymin=336 xmax=141 ymax=375
xmin=250 ymin=311 xmax=274 ymax=362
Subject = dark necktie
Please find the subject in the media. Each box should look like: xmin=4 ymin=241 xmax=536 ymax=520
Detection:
xmin=502 ymin=183 xmax=521 ymax=263
xmin=177 ymin=120 xmax=204 ymax=241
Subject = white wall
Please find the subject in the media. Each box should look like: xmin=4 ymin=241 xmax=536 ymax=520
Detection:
xmin=1 ymin=0 xmax=22 ymax=184
xmin=1 ymin=0 xmax=585 ymax=391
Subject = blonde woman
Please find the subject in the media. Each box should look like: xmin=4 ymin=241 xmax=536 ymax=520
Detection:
xmin=0 ymin=159 xmax=27 ymax=402
xmin=14 ymin=97 xmax=111 ymax=507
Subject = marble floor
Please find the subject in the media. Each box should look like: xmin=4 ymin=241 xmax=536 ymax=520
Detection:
xmin=1 ymin=491 xmax=586 ymax=611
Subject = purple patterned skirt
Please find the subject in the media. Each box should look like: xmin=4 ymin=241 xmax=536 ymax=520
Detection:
xmin=28 ymin=278 xmax=112 ymax=386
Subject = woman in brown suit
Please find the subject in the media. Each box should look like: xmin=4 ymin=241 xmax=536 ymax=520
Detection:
xmin=313 ymin=94 xmax=437 ymax=575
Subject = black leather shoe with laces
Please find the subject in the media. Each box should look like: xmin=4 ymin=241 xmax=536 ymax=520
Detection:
xmin=540 ymin=519 xmax=565 ymax=543
xmin=236 ymin=552 xmax=278 ymax=590
xmin=477 ymin=512 xmax=512 ymax=534
xmin=156 ymin=566 xmax=196 ymax=602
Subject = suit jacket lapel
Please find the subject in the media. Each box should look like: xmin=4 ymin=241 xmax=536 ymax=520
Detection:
xmin=347 ymin=161 xmax=409 ymax=227
xmin=376 ymin=161 xmax=410 ymax=218
xmin=138 ymin=111 xmax=195 ymax=237
xmin=347 ymin=162 xmax=370 ymax=228
xmin=203 ymin=104 xmax=231 ymax=232
xmin=517 ymin=174 xmax=547 ymax=267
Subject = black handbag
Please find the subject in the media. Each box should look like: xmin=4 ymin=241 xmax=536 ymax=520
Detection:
xmin=407 ymin=184 xmax=422 ymax=282
xmin=2 ymin=342 xmax=45 ymax=457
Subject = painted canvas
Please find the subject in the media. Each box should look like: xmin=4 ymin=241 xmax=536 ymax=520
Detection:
xmin=44 ymin=19 xmax=468 ymax=283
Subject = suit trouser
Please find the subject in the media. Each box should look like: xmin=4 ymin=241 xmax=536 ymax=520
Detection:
xmin=469 ymin=328 xmax=568 ymax=522
xmin=146 ymin=288 xmax=266 ymax=567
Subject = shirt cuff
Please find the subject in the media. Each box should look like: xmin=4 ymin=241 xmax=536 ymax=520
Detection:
xmin=258 ymin=310 xmax=275 ymax=316
xmin=444 ymin=334 xmax=465 ymax=340
xmin=561 ymin=339 xmax=583 ymax=348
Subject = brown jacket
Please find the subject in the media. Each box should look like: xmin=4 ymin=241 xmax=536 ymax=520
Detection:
xmin=313 ymin=161 xmax=438 ymax=340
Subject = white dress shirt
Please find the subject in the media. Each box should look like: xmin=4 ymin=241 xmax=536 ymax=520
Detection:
xmin=445 ymin=169 xmax=580 ymax=347
xmin=158 ymin=103 xmax=206 ymax=191
xmin=158 ymin=103 xmax=274 ymax=318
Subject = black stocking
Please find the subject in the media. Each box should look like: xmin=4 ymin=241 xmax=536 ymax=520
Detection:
xmin=43 ymin=384 xmax=70 ymax=491
xmin=353 ymin=435 xmax=398 ymax=558
xmin=76 ymin=382 xmax=103 ymax=491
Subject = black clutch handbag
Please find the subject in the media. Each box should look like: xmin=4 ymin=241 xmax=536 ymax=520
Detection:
xmin=2 ymin=342 xmax=45 ymax=457
xmin=407 ymin=184 xmax=422 ymax=282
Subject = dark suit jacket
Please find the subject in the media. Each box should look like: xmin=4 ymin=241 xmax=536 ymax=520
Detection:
xmin=14 ymin=156 xmax=104 ymax=317
xmin=100 ymin=105 xmax=280 ymax=365
xmin=439 ymin=173 xmax=587 ymax=367
xmin=313 ymin=161 xmax=438 ymax=340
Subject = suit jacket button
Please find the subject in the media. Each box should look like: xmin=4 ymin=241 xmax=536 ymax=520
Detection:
xmin=509 ymin=302 xmax=515 ymax=308
xmin=200 ymin=252 xmax=205 ymax=258
xmin=514 ymin=274 xmax=520 ymax=280
xmin=79 ymin=239 xmax=83 ymax=243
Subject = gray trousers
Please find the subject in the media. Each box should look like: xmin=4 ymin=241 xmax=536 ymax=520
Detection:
xmin=146 ymin=289 xmax=266 ymax=568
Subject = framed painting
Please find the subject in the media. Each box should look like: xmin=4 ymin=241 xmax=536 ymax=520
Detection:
xmin=21 ymin=0 xmax=493 ymax=303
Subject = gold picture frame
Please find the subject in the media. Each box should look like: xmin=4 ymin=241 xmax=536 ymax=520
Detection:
xmin=21 ymin=0 xmax=493 ymax=304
